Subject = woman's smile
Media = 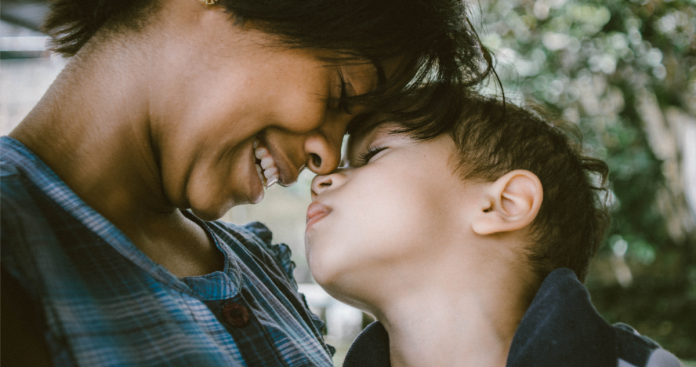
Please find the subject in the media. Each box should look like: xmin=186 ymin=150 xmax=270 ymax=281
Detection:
xmin=253 ymin=138 xmax=280 ymax=187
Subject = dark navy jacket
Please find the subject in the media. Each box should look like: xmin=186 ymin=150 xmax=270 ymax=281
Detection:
xmin=344 ymin=268 xmax=681 ymax=367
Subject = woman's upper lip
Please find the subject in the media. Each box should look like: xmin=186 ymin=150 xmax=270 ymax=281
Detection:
xmin=306 ymin=202 xmax=331 ymax=225
xmin=261 ymin=137 xmax=300 ymax=187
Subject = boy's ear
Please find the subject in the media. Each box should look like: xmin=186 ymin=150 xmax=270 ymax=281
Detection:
xmin=472 ymin=170 xmax=543 ymax=236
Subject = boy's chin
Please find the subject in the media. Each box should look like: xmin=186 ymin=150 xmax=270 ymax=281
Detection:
xmin=308 ymin=247 xmax=380 ymax=309
xmin=310 ymin=266 xmax=347 ymax=295
xmin=310 ymin=267 xmax=374 ymax=311
xmin=308 ymin=266 xmax=340 ymax=292
xmin=320 ymin=282 xmax=371 ymax=312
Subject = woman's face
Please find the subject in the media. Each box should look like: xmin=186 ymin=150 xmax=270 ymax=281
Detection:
xmin=149 ymin=4 xmax=381 ymax=220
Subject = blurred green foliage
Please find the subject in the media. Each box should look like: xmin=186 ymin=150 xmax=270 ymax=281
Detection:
xmin=475 ymin=0 xmax=696 ymax=356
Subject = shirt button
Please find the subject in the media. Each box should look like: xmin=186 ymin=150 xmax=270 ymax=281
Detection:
xmin=222 ymin=302 xmax=249 ymax=328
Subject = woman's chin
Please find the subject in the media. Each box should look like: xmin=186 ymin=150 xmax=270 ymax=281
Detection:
xmin=189 ymin=207 xmax=226 ymax=221
xmin=187 ymin=198 xmax=235 ymax=221
xmin=186 ymin=185 xmax=257 ymax=221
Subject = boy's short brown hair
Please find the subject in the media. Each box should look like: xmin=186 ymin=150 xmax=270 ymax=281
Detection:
xmin=389 ymin=95 xmax=611 ymax=282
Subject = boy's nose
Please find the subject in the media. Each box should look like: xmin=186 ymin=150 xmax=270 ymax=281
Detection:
xmin=311 ymin=174 xmax=335 ymax=200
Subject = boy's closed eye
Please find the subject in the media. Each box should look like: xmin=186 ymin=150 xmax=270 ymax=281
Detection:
xmin=354 ymin=146 xmax=389 ymax=167
xmin=345 ymin=123 xmax=402 ymax=168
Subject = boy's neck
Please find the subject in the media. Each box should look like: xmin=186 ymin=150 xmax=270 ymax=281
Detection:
xmin=373 ymin=252 xmax=536 ymax=367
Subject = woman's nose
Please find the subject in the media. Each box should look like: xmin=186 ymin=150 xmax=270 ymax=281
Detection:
xmin=304 ymin=122 xmax=346 ymax=175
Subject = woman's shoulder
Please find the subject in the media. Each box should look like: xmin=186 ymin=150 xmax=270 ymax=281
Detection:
xmin=1 ymin=157 xmax=33 ymax=206
xmin=0 ymin=158 xmax=54 ymax=267
xmin=1 ymin=137 xmax=63 ymax=226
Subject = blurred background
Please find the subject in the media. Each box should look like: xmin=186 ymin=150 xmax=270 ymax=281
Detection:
xmin=471 ymin=0 xmax=696 ymax=362
xmin=2 ymin=0 xmax=694 ymax=364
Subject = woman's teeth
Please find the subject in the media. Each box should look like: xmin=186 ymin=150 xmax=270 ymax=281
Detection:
xmin=254 ymin=140 xmax=279 ymax=187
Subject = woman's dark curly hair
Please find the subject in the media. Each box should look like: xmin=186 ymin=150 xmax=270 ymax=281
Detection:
xmin=42 ymin=0 xmax=494 ymax=130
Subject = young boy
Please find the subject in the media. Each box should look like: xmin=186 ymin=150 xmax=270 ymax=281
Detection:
xmin=304 ymin=95 xmax=682 ymax=367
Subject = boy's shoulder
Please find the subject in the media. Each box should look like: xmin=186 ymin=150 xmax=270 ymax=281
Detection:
xmin=499 ymin=268 xmax=681 ymax=367
xmin=614 ymin=323 xmax=681 ymax=367
xmin=344 ymin=268 xmax=682 ymax=367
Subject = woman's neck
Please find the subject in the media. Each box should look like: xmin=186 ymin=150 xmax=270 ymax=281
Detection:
xmin=373 ymin=258 xmax=535 ymax=367
xmin=11 ymin=41 xmax=167 ymax=219
xmin=10 ymin=36 xmax=223 ymax=277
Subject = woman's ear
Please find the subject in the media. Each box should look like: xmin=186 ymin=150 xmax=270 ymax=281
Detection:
xmin=472 ymin=170 xmax=543 ymax=236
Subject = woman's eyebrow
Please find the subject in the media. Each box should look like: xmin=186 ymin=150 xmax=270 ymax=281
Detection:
xmin=343 ymin=143 xmax=368 ymax=168
xmin=342 ymin=149 xmax=360 ymax=168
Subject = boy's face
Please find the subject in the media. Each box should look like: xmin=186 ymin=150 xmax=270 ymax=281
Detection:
xmin=305 ymin=124 xmax=484 ymax=302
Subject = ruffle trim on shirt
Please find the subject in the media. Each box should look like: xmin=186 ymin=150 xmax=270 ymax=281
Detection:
xmin=243 ymin=222 xmax=297 ymax=288
xmin=271 ymin=243 xmax=297 ymax=287
xmin=242 ymin=222 xmax=331 ymax=354
xmin=300 ymin=293 xmax=335 ymax=356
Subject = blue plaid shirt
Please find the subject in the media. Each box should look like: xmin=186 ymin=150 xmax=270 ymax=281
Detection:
xmin=1 ymin=136 xmax=334 ymax=367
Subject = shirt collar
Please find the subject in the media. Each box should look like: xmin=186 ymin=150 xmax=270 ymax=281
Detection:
xmin=508 ymin=268 xmax=617 ymax=367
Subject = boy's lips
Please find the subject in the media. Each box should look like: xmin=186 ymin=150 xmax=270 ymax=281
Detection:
xmin=306 ymin=202 xmax=331 ymax=228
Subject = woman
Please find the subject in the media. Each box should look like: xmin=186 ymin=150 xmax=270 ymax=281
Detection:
xmin=0 ymin=0 xmax=490 ymax=365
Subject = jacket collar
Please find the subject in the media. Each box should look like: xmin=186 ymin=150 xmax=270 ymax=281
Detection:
xmin=343 ymin=268 xmax=618 ymax=367
xmin=507 ymin=268 xmax=617 ymax=367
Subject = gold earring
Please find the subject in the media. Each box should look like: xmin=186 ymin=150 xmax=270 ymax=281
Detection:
xmin=200 ymin=0 xmax=217 ymax=5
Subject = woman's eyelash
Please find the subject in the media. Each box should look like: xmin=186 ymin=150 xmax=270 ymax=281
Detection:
xmin=338 ymin=81 xmax=351 ymax=114
xmin=357 ymin=146 xmax=388 ymax=165
xmin=337 ymin=72 xmax=352 ymax=114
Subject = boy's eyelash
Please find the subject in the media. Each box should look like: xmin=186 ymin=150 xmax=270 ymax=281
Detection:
xmin=357 ymin=146 xmax=388 ymax=166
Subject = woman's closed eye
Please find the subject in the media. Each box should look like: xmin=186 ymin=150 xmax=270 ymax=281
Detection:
xmin=338 ymin=77 xmax=353 ymax=114
xmin=356 ymin=146 xmax=388 ymax=166
xmin=332 ymin=69 xmax=355 ymax=115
